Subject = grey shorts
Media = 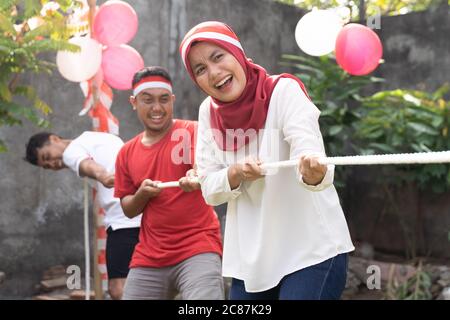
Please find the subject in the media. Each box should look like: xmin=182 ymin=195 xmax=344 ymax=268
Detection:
xmin=122 ymin=252 xmax=224 ymax=300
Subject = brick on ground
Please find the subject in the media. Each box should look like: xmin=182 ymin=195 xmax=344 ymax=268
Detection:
xmin=33 ymin=294 xmax=70 ymax=300
xmin=69 ymin=290 xmax=96 ymax=300
xmin=40 ymin=276 xmax=69 ymax=292
xmin=42 ymin=265 xmax=66 ymax=280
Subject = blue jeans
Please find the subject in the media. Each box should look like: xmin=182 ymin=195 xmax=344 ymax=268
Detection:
xmin=230 ymin=253 xmax=348 ymax=300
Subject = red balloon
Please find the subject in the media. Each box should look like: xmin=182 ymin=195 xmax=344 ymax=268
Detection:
xmin=102 ymin=45 xmax=144 ymax=90
xmin=93 ymin=0 xmax=138 ymax=46
xmin=335 ymin=23 xmax=383 ymax=76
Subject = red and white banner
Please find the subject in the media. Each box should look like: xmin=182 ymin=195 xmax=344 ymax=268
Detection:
xmin=80 ymin=79 xmax=119 ymax=135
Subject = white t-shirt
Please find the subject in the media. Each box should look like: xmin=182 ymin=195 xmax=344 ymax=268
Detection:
xmin=63 ymin=131 xmax=141 ymax=230
xmin=196 ymin=78 xmax=354 ymax=292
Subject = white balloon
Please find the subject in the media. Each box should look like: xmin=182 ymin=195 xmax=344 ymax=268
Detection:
xmin=295 ymin=10 xmax=344 ymax=56
xmin=56 ymin=37 xmax=102 ymax=82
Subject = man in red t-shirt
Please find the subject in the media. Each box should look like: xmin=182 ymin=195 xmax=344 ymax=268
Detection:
xmin=115 ymin=66 xmax=223 ymax=300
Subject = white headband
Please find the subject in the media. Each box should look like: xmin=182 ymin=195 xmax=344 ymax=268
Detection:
xmin=133 ymin=81 xmax=172 ymax=96
xmin=181 ymin=31 xmax=244 ymax=68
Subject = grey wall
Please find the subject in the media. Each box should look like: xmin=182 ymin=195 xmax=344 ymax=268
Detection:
xmin=376 ymin=5 xmax=450 ymax=92
xmin=0 ymin=0 xmax=449 ymax=298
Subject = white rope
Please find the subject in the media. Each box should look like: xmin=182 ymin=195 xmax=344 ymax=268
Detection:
xmin=261 ymin=150 xmax=450 ymax=169
xmin=155 ymin=151 xmax=450 ymax=188
xmin=156 ymin=179 xmax=199 ymax=189
xmin=83 ymin=178 xmax=90 ymax=300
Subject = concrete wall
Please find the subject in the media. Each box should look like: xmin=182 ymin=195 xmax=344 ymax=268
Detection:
xmin=345 ymin=167 xmax=450 ymax=260
xmin=0 ymin=0 xmax=449 ymax=298
xmin=376 ymin=5 xmax=450 ymax=92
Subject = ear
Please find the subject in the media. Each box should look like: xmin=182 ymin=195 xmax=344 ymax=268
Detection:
xmin=129 ymin=95 xmax=137 ymax=110
xmin=49 ymin=134 xmax=60 ymax=143
xmin=172 ymin=94 xmax=176 ymax=104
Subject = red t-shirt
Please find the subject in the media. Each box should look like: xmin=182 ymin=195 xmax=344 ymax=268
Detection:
xmin=114 ymin=119 xmax=222 ymax=268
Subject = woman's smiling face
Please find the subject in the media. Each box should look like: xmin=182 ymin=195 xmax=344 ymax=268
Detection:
xmin=188 ymin=42 xmax=247 ymax=103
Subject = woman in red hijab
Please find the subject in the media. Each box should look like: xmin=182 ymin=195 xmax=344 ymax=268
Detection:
xmin=180 ymin=21 xmax=354 ymax=300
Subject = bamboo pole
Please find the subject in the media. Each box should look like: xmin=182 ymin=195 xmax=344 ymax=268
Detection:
xmin=87 ymin=0 xmax=103 ymax=300
xmin=83 ymin=178 xmax=90 ymax=300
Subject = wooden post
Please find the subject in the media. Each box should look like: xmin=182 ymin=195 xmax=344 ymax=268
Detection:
xmin=87 ymin=0 xmax=104 ymax=300
xmin=83 ymin=178 xmax=90 ymax=300
xmin=92 ymin=194 xmax=104 ymax=300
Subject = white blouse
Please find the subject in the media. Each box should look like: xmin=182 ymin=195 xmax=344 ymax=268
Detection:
xmin=196 ymin=78 xmax=354 ymax=292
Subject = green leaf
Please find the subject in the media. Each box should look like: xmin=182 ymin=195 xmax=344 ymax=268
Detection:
xmin=368 ymin=130 xmax=384 ymax=139
xmin=0 ymin=83 xmax=12 ymax=101
xmin=0 ymin=12 xmax=15 ymax=34
xmin=0 ymin=44 xmax=9 ymax=53
xmin=390 ymin=134 xmax=403 ymax=147
xmin=23 ymin=23 xmax=52 ymax=42
xmin=446 ymin=170 xmax=450 ymax=185
xmin=421 ymin=164 xmax=446 ymax=180
xmin=24 ymin=39 xmax=80 ymax=54
xmin=1 ymin=99 xmax=47 ymax=126
xmin=24 ymin=0 xmax=41 ymax=19
xmin=368 ymin=143 xmax=397 ymax=153
xmin=281 ymin=54 xmax=323 ymax=68
xmin=328 ymin=125 xmax=343 ymax=136
xmin=13 ymin=85 xmax=52 ymax=115
xmin=0 ymin=37 xmax=17 ymax=51
xmin=369 ymin=77 xmax=385 ymax=83
xmin=0 ymin=0 xmax=15 ymax=12
xmin=407 ymin=122 xmax=439 ymax=135
xmin=290 ymin=63 xmax=325 ymax=77
xmin=403 ymin=93 xmax=421 ymax=106
xmin=430 ymin=117 xmax=444 ymax=128
xmin=0 ymin=139 xmax=6 ymax=152
xmin=432 ymin=83 xmax=449 ymax=100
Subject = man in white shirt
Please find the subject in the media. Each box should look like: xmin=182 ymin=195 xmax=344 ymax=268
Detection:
xmin=25 ymin=131 xmax=141 ymax=300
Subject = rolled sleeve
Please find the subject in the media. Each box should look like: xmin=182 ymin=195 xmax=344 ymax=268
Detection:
xmin=295 ymin=163 xmax=335 ymax=191
xmin=200 ymin=167 xmax=242 ymax=206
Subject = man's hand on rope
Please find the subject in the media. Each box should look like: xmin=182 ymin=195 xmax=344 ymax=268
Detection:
xmin=179 ymin=169 xmax=201 ymax=192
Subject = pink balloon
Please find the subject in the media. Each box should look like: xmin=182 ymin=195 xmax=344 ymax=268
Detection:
xmin=93 ymin=0 xmax=138 ymax=46
xmin=102 ymin=45 xmax=144 ymax=90
xmin=335 ymin=23 xmax=383 ymax=76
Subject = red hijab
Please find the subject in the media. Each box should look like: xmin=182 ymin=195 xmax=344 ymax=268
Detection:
xmin=180 ymin=21 xmax=310 ymax=151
